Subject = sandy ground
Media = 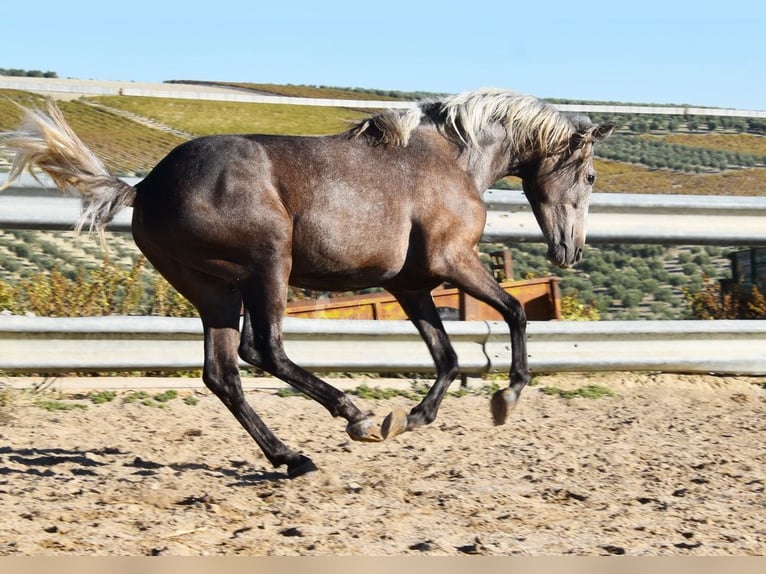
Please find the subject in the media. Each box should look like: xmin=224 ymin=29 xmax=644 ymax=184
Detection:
xmin=0 ymin=372 xmax=764 ymax=556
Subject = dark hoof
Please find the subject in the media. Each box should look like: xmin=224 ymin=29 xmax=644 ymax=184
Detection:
xmin=287 ymin=455 xmax=318 ymax=478
xmin=381 ymin=408 xmax=409 ymax=439
xmin=490 ymin=387 xmax=518 ymax=426
xmin=346 ymin=417 xmax=383 ymax=442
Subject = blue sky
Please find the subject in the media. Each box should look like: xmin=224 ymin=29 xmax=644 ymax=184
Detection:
xmin=5 ymin=1 xmax=765 ymax=110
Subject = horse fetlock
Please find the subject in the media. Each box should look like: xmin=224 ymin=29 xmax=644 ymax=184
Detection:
xmin=490 ymin=387 xmax=519 ymax=426
xmin=331 ymin=393 xmax=366 ymax=420
xmin=510 ymin=370 xmax=531 ymax=393
xmin=408 ymin=405 xmax=438 ymax=427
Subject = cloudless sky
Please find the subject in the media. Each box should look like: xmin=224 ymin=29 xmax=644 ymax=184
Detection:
xmin=5 ymin=1 xmax=765 ymax=110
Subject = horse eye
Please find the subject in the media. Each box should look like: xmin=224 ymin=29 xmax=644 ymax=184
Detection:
xmin=586 ymin=173 xmax=596 ymax=185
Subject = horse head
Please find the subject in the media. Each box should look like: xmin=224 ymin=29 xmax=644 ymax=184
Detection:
xmin=516 ymin=121 xmax=615 ymax=268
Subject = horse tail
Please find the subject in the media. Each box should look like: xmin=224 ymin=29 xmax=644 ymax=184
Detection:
xmin=0 ymin=100 xmax=136 ymax=239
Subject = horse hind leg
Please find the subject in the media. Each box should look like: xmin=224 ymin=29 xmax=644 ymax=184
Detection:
xmin=204 ymin=323 xmax=317 ymax=477
xmin=236 ymin=271 xmax=384 ymax=443
xmin=139 ymin=252 xmax=316 ymax=477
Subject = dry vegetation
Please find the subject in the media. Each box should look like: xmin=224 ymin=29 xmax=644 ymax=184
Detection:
xmin=87 ymin=95 xmax=370 ymax=137
xmin=5 ymin=87 xmax=766 ymax=196
xmin=594 ymin=159 xmax=766 ymax=196
xmin=645 ymin=132 xmax=766 ymax=155
xmin=0 ymin=90 xmax=186 ymax=175
xmin=168 ymin=81 xmax=407 ymax=101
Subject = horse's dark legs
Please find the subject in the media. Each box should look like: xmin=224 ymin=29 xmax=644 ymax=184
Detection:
xmin=201 ymin=323 xmax=317 ymax=477
xmin=383 ymin=289 xmax=459 ymax=436
xmin=443 ymin=253 xmax=531 ymax=425
xmin=134 ymin=250 xmax=315 ymax=477
xmin=236 ymin=273 xmax=383 ymax=442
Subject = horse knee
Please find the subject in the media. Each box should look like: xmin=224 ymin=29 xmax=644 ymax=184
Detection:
xmin=507 ymin=301 xmax=527 ymax=327
xmin=239 ymin=340 xmax=294 ymax=379
xmin=238 ymin=337 xmax=271 ymax=368
xmin=203 ymin=369 xmax=245 ymax=408
xmin=238 ymin=344 xmax=261 ymax=367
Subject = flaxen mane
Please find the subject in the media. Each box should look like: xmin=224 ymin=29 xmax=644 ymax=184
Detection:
xmin=350 ymin=107 xmax=423 ymax=146
xmin=351 ymin=88 xmax=579 ymax=155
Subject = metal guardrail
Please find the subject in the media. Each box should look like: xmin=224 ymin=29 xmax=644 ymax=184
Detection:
xmin=483 ymin=189 xmax=766 ymax=245
xmin=3 ymin=176 xmax=766 ymax=245
xmin=2 ymin=176 xmax=765 ymax=378
xmin=1 ymin=315 xmax=764 ymax=375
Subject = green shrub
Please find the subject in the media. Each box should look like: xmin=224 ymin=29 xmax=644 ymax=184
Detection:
xmin=89 ymin=390 xmax=117 ymax=404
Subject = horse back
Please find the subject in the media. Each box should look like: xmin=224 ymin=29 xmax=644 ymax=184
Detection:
xmin=132 ymin=130 xmax=486 ymax=289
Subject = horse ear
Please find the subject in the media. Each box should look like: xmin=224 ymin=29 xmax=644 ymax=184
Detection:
xmin=591 ymin=121 xmax=616 ymax=142
xmin=570 ymin=121 xmax=616 ymax=150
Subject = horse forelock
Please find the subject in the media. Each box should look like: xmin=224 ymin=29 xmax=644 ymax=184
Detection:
xmin=438 ymin=88 xmax=577 ymax=156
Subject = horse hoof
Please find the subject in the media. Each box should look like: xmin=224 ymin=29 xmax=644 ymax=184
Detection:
xmin=346 ymin=418 xmax=384 ymax=442
xmin=490 ymin=388 xmax=518 ymax=426
xmin=287 ymin=455 xmax=318 ymax=478
xmin=381 ymin=408 xmax=409 ymax=439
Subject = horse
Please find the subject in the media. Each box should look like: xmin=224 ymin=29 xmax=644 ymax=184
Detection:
xmin=1 ymin=88 xmax=614 ymax=478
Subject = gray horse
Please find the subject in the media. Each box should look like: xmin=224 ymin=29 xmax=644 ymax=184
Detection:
xmin=2 ymin=88 xmax=614 ymax=477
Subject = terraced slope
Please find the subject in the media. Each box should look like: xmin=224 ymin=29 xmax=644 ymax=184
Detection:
xmin=593 ymin=159 xmax=766 ymax=196
xmin=0 ymin=90 xmax=187 ymax=175
xmin=164 ymin=80 xmax=434 ymax=101
xmin=1 ymin=85 xmax=764 ymax=319
xmin=86 ymin=95 xmax=370 ymax=137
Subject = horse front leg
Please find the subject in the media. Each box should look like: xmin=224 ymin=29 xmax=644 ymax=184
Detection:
xmin=381 ymin=289 xmax=460 ymax=438
xmin=443 ymin=254 xmax=531 ymax=425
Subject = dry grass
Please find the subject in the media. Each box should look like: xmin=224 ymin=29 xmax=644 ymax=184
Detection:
xmin=181 ymin=81 xmax=405 ymax=101
xmin=0 ymin=89 xmax=48 ymax=127
xmin=56 ymin=101 xmax=187 ymax=174
xmin=86 ymin=95 xmax=370 ymax=137
xmin=0 ymin=90 xmax=186 ymax=174
xmin=643 ymin=133 xmax=766 ymax=155
xmin=595 ymin=159 xmax=766 ymax=196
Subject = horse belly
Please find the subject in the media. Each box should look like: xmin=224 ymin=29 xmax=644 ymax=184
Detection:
xmin=289 ymin=225 xmax=409 ymax=290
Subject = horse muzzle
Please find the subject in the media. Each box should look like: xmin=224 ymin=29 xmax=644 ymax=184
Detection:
xmin=547 ymin=242 xmax=583 ymax=268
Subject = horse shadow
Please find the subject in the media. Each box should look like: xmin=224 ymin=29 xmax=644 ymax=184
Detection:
xmin=0 ymin=445 xmax=287 ymax=484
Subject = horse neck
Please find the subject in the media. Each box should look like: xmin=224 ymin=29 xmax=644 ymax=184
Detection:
xmin=459 ymin=127 xmax=518 ymax=192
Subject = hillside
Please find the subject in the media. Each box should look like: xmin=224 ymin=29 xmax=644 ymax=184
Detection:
xmin=0 ymin=90 xmax=187 ymax=175
xmin=164 ymin=80 xmax=427 ymax=101
xmin=1 ymin=84 xmax=764 ymax=319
